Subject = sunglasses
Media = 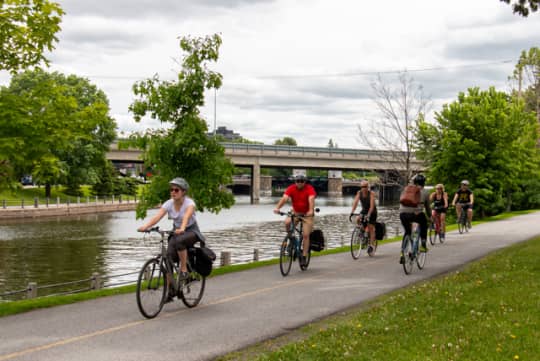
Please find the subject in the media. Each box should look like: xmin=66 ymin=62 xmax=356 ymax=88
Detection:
xmin=170 ymin=188 xmax=181 ymax=193
xmin=295 ymin=180 xmax=305 ymax=183
xmin=361 ymin=186 xmax=368 ymax=188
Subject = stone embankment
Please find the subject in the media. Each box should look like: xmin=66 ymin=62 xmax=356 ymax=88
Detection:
xmin=0 ymin=202 xmax=137 ymax=219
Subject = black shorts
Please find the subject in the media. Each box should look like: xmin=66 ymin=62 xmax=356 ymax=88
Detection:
xmin=361 ymin=211 xmax=377 ymax=225
xmin=167 ymin=231 xmax=198 ymax=263
xmin=434 ymin=207 xmax=447 ymax=214
xmin=458 ymin=203 xmax=473 ymax=210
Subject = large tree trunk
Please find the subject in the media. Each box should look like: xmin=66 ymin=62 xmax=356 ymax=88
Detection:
xmin=45 ymin=183 xmax=51 ymax=198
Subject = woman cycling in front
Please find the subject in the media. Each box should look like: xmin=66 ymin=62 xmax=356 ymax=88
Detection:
xmin=137 ymin=177 xmax=205 ymax=302
xmin=350 ymin=179 xmax=378 ymax=256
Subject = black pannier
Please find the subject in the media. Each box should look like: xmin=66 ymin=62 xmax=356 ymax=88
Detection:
xmin=192 ymin=246 xmax=216 ymax=277
xmin=375 ymin=222 xmax=386 ymax=240
xmin=309 ymin=229 xmax=325 ymax=252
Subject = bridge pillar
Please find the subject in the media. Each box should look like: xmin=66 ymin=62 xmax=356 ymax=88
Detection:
xmin=251 ymin=162 xmax=260 ymax=203
xmin=327 ymin=177 xmax=343 ymax=198
xmin=260 ymin=175 xmax=272 ymax=197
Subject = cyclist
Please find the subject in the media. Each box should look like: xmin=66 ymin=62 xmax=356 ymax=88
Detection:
xmin=350 ymin=179 xmax=378 ymax=256
xmin=399 ymin=174 xmax=431 ymax=264
xmin=430 ymin=183 xmax=448 ymax=240
xmin=273 ymin=174 xmax=317 ymax=267
xmin=137 ymin=177 xmax=204 ymax=301
xmin=452 ymin=180 xmax=474 ymax=228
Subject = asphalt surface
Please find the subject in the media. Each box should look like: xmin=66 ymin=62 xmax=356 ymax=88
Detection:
xmin=1 ymin=212 xmax=539 ymax=361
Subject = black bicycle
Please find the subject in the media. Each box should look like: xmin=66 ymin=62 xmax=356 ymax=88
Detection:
xmin=136 ymin=227 xmax=206 ymax=319
xmin=402 ymin=223 xmax=426 ymax=275
xmin=277 ymin=210 xmax=318 ymax=276
xmin=457 ymin=203 xmax=472 ymax=234
xmin=349 ymin=213 xmax=376 ymax=259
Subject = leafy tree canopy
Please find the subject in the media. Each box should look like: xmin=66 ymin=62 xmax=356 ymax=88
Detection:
xmin=0 ymin=68 xmax=116 ymax=195
xmin=0 ymin=0 xmax=64 ymax=73
xmin=416 ymin=87 xmax=539 ymax=216
xmin=128 ymin=34 xmax=234 ymax=218
xmin=274 ymin=137 xmax=297 ymax=146
xmin=500 ymin=0 xmax=539 ymax=16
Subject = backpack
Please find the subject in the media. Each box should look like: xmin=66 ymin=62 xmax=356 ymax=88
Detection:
xmin=309 ymin=229 xmax=325 ymax=252
xmin=192 ymin=246 xmax=216 ymax=277
xmin=375 ymin=222 xmax=386 ymax=240
xmin=400 ymin=185 xmax=421 ymax=207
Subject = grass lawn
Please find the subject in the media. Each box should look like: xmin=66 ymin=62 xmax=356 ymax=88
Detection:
xmin=219 ymin=236 xmax=540 ymax=361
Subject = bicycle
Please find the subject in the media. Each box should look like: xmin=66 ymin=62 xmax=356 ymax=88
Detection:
xmin=349 ymin=213 xmax=377 ymax=259
xmin=136 ymin=227 xmax=206 ymax=319
xmin=402 ymin=223 xmax=426 ymax=275
xmin=429 ymin=212 xmax=444 ymax=244
xmin=457 ymin=203 xmax=472 ymax=234
xmin=277 ymin=209 xmax=318 ymax=276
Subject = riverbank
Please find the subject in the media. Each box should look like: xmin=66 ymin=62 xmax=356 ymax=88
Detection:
xmin=0 ymin=201 xmax=138 ymax=220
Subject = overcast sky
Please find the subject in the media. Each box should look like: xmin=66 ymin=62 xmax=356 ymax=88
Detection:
xmin=6 ymin=0 xmax=540 ymax=147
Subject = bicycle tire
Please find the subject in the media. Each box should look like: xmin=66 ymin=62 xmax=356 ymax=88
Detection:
xmin=136 ymin=257 xmax=167 ymax=319
xmin=350 ymin=227 xmax=363 ymax=259
xmin=299 ymin=241 xmax=311 ymax=271
xmin=279 ymin=236 xmax=293 ymax=276
xmin=428 ymin=223 xmax=436 ymax=245
xmin=180 ymin=270 xmax=206 ymax=308
xmin=458 ymin=214 xmax=465 ymax=234
xmin=402 ymin=235 xmax=414 ymax=275
xmin=414 ymin=228 xmax=426 ymax=269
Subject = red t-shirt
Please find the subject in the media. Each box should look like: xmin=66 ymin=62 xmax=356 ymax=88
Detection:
xmin=284 ymin=183 xmax=317 ymax=214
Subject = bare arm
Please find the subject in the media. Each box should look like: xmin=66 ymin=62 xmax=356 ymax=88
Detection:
xmin=137 ymin=207 xmax=167 ymax=231
xmin=351 ymin=191 xmax=360 ymax=213
xmin=306 ymin=195 xmax=316 ymax=216
xmin=444 ymin=192 xmax=449 ymax=208
xmin=273 ymin=194 xmax=290 ymax=213
xmin=451 ymin=193 xmax=458 ymax=206
xmin=470 ymin=193 xmax=474 ymax=206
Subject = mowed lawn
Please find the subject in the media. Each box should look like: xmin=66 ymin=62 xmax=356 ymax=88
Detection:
xmin=222 ymin=236 xmax=540 ymax=361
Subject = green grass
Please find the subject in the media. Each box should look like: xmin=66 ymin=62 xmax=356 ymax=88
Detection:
xmin=220 ymin=236 xmax=540 ymax=361
xmin=1 ymin=210 xmax=537 ymax=319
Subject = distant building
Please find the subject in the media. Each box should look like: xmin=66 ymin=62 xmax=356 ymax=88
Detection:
xmin=209 ymin=126 xmax=241 ymax=141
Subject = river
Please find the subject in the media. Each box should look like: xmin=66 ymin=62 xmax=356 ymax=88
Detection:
xmin=0 ymin=196 xmax=401 ymax=299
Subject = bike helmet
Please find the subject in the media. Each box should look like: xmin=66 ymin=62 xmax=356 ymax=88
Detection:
xmin=413 ymin=174 xmax=426 ymax=186
xmin=461 ymin=180 xmax=469 ymax=186
xmin=295 ymin=174 xmax=307 ymax=182
xmin=169 ymin=177 xmax=189 ymax=191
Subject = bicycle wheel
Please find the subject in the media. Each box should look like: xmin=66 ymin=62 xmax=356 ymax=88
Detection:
xmin=279 ymin=236 xmax=293 ymax=276
xmin=180 ymin=270 xmax=206 ymax=308
xmin=350 ymin=227 xmax=363 ymax=259
xmin=416 ymin=237 xmax=426 ymax=270
xmin=428 ymin=223 xmax=436 ymax=245
xmin=402 ymin=235 xmax=414 ymax=275
xmin=136 ymin=258 xmax=166 ymax=319
xmin=299 ymin=242 xmax=311 ymax=271
xmin=458 ymin=214 xmax=465 ymax=234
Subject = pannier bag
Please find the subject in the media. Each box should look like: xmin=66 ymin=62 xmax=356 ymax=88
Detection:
xmin=309 ymin=229 xmax=325 ymax=252
xmin=399 ymin=185 xmax=421 ymax=207
xmin=193 ymin=246 xmax=216 ymax=277
xmin=375 ymin=222 xmax=386 ymax=240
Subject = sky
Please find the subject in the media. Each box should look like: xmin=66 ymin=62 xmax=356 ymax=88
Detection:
xmin=4 ymin=0 xmax=539 ymax=148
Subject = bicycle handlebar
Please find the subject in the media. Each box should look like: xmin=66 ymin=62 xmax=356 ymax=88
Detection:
xmin=276 ymin=208 xmax=320 ymax=217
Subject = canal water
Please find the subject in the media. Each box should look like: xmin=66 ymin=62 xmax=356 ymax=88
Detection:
xmin=0 ymin=196 xmax=401 ymax=299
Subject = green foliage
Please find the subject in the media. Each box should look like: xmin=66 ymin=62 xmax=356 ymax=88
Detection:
xmin=417 ymin=87 xmax=539 ymax=216
xmin=274 ymin=137 xmax=298 ymax=146
xmin=509 ymin=47 xmax=540 ymax=119
xmin=0 ymin=68 xmax=117 ymax=196
xmin=128 ymin=34 xmax=234 ymax=218
xmin=500 ymin=0 xmax=539 ymax=16
xmin=0 ymin=0 xmax=64 ymax=72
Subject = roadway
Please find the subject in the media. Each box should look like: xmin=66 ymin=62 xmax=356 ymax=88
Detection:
xmin=1 ymin=212 xmax=539 ymax=361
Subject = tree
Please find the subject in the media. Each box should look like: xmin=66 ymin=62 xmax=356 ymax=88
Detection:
xmin=416 ymin=87 xmax=539 ymax=216
xmin=274 ymin=137 xmax=297 ymax=146
xmin=327 ymin=138 xmax=338 ymax=148
xmin=0 ymin=68 xmax=117 ymax=196
xmin=128 ymin=34 xmax=234 ymax=218
xmin=500 ymin=0 xmax=539 ymax=16
xmin=509 ymin=47 xmax=540 ymax=126
xmin=0 ymin=0 xmax=64 ymax=73
xmin=357 ymin=71 xmax=431 ymax=185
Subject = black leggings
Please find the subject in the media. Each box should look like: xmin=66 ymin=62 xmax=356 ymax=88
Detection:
xmin=167 ymin=231 xmax=198 ymax=263
xmin=400 ymin=212 xmax=428 ymax=241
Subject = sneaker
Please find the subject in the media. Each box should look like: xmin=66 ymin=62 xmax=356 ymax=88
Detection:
xmin=399 ymin=252 xmax=405 ymax=264
xmin=299 ymin=255 xmax=306 ymax=267
xmin=367 ymin=245 xmax=374 ymax=256
xmin=467 ymin=221 xmax=472 ymax=229
xmin=420 ymin=245 xmax=428 ymax=253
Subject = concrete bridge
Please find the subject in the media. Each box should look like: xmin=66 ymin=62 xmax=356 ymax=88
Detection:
xmin=107 ymin=142 xmax=424 ymax=201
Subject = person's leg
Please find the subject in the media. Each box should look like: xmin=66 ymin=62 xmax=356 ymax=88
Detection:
xmin=440 ymin=211 xmax=446 ymax=237
xmin=467 ymin=206 xmax=473 ymax=224
xmin=400 ymin=212 xmax=413 ymax=251
xmin=417 ymin=212 xmax=428 ymax=250
xmin=456 ymin=204 xmax=461 ymax=220
xmin=302 ymin=217 xmax=313 ymax=257
xmin=284 ymin=217 xmax=292 ymax=234
xmin=172 ymin=232 xmax=197 ymax=274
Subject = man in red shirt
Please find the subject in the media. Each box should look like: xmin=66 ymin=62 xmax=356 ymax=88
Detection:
xmin=273 ymin=174 xmax=317 ymax=266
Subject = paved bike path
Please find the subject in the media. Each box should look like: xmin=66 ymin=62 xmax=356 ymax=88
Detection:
xmin=1 ymin=212 xmax=539 ymax=361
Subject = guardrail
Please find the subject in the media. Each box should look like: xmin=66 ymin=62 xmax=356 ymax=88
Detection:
xmin=222 ymin=142 xmax=400 ymax=157
xmin=1 ymin=195 xmax=137 ymax=209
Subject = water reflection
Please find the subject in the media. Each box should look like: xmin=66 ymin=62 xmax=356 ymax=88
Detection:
xmin=0 ymin=196 xmax=401 ymax=299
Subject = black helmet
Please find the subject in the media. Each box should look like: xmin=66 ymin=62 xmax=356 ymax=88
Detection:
xmin=295 ymin=174 xmax=307 ymax=181
xmin=413 ymin=174 xmax=426 ymax=186
xmin=169 ymin=177 xmax=189 ymax=191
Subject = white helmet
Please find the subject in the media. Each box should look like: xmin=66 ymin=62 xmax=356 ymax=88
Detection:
xmin=169 ymin=177 xmax=189 ymax=191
